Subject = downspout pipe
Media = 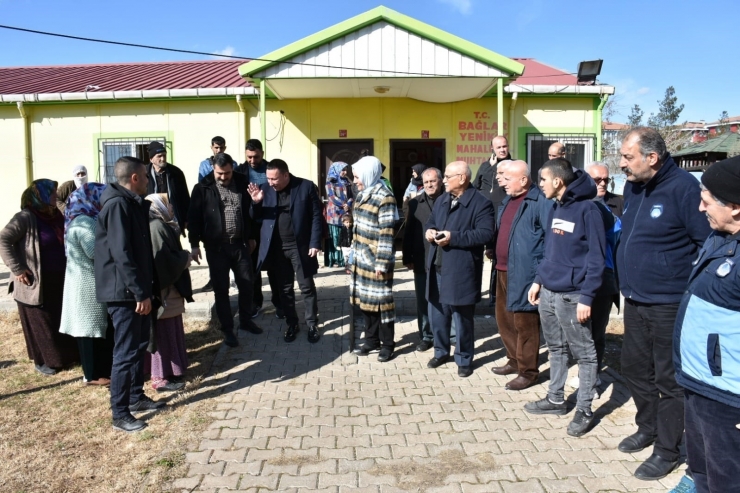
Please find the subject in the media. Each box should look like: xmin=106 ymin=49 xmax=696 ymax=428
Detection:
xmin=497 ymin=78 xmax=504 ymax=138
xmin=17 ymin=102 xmax=32 ymax=186
xmin=235 ymin=95 xmax=246 ymax=151
xmin=508 ymin=92 xmax=518 ymax=155
xmin=259 ymin=79 xmax=266 ymax=152
xmin=596 ymin=94 xmax=609 ymax=161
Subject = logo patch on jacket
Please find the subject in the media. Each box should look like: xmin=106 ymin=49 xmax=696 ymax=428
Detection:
xmin=716 ymin=259 xmax=734 ymax=278
xmin=551 ymin=218 xmax=575 ymax=235
xmin=650 ymin=204 xmax=663 ymax=219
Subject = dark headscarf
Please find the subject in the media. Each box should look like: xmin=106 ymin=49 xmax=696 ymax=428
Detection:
xmin=411 ymin=164 xmax=427 ymax=187
xmin=21 ymin=179 xmax=64 ymax=245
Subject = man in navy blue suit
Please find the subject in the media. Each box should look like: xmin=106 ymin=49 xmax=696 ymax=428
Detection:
xmin=248 ymin=159 xmax=324 ymax=343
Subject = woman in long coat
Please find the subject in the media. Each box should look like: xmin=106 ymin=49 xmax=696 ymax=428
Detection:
xmin=144 ymin=193 xmax=193 ymax=392
xmin=349 ymin=156 xmax=397 ymax=362
xmin=0 ymin=179 xmax=78 ymax=375
xmin=324 ymin=161 xmax=353 ymax=267
xmin=59 ymin=183 xmax=113 ymax=385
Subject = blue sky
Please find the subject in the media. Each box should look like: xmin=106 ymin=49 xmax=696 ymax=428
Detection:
xmin=0 ymin=0 xmax=736 ymax=122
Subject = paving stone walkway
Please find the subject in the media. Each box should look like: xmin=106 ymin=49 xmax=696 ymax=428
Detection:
xmin=164 ymin=265 xmax=687 ymax=493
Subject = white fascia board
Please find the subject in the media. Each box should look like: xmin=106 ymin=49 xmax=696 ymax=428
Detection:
xmin=505 ymin=84 xmax=616 ymax=95
xmin=1 ymin=86 xmax=258 ymax=103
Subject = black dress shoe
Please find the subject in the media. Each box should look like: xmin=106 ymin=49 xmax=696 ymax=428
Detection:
xmin=307 ymin=325 xmax=320 ymax=344
xmin=129 ymin=395 xmax=166 ymax=413
xmin=222 ymin=330 xmax=239 ymax=347
xmin=238 ymin=321 xmax=263 ymax=334
xmin=427 ymin=355 xmax=450 ymax=368
xmin=634 ymin=453 xmax=678 ymax=481
xmin=354 ymin=344 xmax=380 ymax=356
xmin=200 ymin=280 xmax=214 ymax=292
xmin=112 ymin=414 xmax=147 ymax=433
xmin=458 ymin=366 xmax=473 ymax=378
xmin=284 ymin=324 xmax=299 ymax=343
xmin=491 ymin=364 xmax=517 ymax=376
xmin=416 ymin=340 xmax=433 ymax=352
xmin=618 ymin=432 xmax=656 ymax=453
xmin=378 ymin=348 xmax=393 ymax=362
xmin=155 ymin=381 xmax=185 ymax=393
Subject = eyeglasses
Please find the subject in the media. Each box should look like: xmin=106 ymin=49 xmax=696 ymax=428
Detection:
xmin=443 ymin=173 xmax=462 ymax=180
xmin=593 ymin=177 xmax=611 ymax=184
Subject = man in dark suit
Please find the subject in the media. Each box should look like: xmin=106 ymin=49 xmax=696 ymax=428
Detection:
xmin=425 ymin=161 xmax=496 ymax=378
xmin=248 ymin=159 xmax=324 ymax=343
xmin=402 ymin=167 xmax=444 ymax=352
xmin=586 ymin=162 xmax=624 ymax=218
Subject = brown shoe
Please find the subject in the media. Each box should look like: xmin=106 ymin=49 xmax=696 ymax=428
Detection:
xmin=505 ymin=375 xmax=536 ymax=391
xmin=85 ymin=378 xmax=111 ymax=386
xmin=491 ymin=364 xmax=517 ymax=376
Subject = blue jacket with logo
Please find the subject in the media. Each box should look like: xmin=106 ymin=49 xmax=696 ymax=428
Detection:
xmin=534 ymin=170 xmax=606 ymax=306
xmin=616 ymin=156 xmax=711 ymax=304
xmin=674 ymin=231 xmax=740 ymax=408
xmin=495 ymin=185 xmax=554 ymax=312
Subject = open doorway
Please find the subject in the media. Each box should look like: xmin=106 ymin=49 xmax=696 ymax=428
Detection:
xmin=389 ymin=139 xmax=446 ymax=206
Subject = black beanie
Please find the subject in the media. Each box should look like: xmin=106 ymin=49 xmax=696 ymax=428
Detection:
xmin=148 ymin=141 xmax=166 ymax=159
xmin=701 ymin=155 xmax=740 ymax=205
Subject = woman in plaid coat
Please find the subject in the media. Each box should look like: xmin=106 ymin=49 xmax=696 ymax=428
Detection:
xmin=349 ymin=156 xmax=397 ymax=362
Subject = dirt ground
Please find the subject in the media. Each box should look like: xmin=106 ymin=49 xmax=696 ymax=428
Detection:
xmin=0 ymin=311 xmax=223 ymax=492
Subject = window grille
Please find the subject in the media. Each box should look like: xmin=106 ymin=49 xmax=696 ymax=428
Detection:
xmin=526 ymin=133 xmax=596 ymax=179
xmin=98 ymin=137 xmax=167 ymax=183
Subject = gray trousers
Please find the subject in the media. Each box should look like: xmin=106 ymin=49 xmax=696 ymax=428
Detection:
xmin=539 ymin=287 xmax=597 ymax=412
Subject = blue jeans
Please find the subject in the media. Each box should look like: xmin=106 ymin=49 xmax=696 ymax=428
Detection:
xmin=538 ymin=287 xmax=597 ymax=412
xmin=428 ymin=270 xmax=475 ymax=367
xmin=413 ymin=267 xmax=432 ymax=343
xmin=685 ymin=389 xmax=740 ymax=493
xmin=108 ymin=302 xmax=151 ymax=419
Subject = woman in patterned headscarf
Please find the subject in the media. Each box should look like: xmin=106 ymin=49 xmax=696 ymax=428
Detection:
xmin=59 ymin=183 xmax=113 ymax=386
xmin=0 ymin=179 xmax=79 ymax=375
xmin=324 ymin=161 xmax=353 ymax=267
xmin=348 ymin=156 xmax=397 ymax=363
xmin=144 ymin=193 xmax=193 ymax=393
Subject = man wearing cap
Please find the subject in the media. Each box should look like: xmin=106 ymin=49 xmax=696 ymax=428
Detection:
xmin=146 ymin=141 xmax=190 ymax=237
xmin=616 ymin=127 xmax=712 ymax=480
xmin=673 ymin=156 xmax=740 ymax=493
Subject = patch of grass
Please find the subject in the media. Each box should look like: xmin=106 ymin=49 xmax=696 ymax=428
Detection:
xmin=0 ymin=315 xmax=223 ymax=492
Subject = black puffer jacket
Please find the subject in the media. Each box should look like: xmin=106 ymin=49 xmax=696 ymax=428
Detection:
xmin=146 ymin=163 xmax=191 ymax=236
xmin=188 ymin=171 xmax=255 ymax=249
xmin=473 ymin=155 xmax=511 ymax=213
xmin=95 ymin=183 xmax=155 ymax=303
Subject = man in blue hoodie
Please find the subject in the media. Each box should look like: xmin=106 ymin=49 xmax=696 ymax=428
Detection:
xmin=525 ymin=158 xmax=605 ymax=438
xmin=616 ymin=127 xmax=711 ymax=481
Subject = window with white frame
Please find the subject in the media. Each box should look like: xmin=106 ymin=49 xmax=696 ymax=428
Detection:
xmin=98 ymin=137 xmax=167 ymax=183
xmin=526 ymin=133 xmax=596 ymax=179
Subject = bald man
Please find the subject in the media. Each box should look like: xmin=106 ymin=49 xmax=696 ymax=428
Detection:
xmin=425 ymin=161 xmax=496 ymax=378
xmin=490 ymin=160 xmax=553 ymax=390
xmin=548 ymin=142 xmax=566 ymax=160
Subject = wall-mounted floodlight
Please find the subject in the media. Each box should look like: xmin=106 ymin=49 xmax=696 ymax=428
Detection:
xmin=576 ymin=60 xmax=603 ymax=85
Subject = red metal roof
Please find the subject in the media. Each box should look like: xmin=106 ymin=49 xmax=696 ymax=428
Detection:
xmin=511 ymin=58 xmax=579 ymax=85
xmin=0 ymin=57 xmax=583 ymax=95
xmin=0 ymin=59 xmax=249 ymax=94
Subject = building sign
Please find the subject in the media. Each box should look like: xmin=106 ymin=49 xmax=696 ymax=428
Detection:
xmin=455 ymin=111 xmax=507 ymax=165
xmin=339 ymin=129 xmax=347 ymax=138
xmin=421 ymin=130 xmax=429 ymax=139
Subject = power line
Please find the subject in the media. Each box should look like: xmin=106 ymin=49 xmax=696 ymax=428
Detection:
xmin=0 ymin=23 xmax=581 ymax=80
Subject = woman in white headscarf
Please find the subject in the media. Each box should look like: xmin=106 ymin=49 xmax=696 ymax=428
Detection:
xmin=348 ymin=156 xmax=397 ymax=363
xmin=56 ymin=165 xmax=88 ymax=213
